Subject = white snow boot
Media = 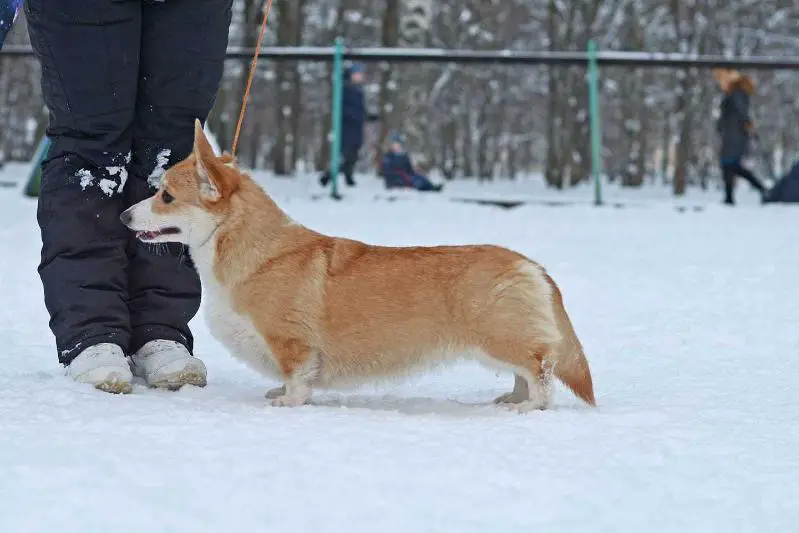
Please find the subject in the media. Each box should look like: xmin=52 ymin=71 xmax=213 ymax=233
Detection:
xmin=130 ymin=340 xmax=207 ymax=390
xmin=66 ymin=343 xmax=133 ymax=394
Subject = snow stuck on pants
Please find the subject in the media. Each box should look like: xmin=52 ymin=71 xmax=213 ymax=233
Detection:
xmin=1 ymin=165 xmax=798 ymax=532
xmin=75 ymin=151 xmax=130 ymax=196
xmin=148 ymin=149 xmax=172 ymax=188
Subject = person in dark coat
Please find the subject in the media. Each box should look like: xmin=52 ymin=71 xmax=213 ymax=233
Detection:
xmin=381 ymin=133 xmax=443 ymax=192
xmin=320 ymin=63 xmax=377 ymax=188
xmin=712 ymin=68 xmax=767 ymax=205
xmin=25 ymin=0 xmax=233 ymax=393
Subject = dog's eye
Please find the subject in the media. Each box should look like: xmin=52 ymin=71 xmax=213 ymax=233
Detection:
xmin=162 ymin=190 xmax=174 ymax=204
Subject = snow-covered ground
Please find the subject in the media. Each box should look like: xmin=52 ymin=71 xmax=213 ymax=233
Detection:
xmin=1 ymin=162 xmax=797 ymax=532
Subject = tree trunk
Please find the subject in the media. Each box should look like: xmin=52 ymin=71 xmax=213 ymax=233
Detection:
xmin=271 ymin=0 xmax=300 ymax=175
xmin=288 ymin=1 xmax=307 ymax=173
xmin=672 ymin=71 xmax=693 ymax=196
xmin=314 ymin=0 xmax=347 ymax=172
xmin=375 ymin=0 xmax=400 ymax=169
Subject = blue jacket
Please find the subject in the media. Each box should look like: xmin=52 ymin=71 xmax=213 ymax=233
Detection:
xmin=382 ymin=152 xmax=415 ymax=184
xmin=341 ymin=81 xmax=366 ymax=149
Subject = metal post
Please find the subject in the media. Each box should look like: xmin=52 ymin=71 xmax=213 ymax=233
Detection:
xmin=23 ymin=135 xmax=51 ymax=198
xmin=5 ymin=45 xmax=799 ymax=69
xmin=587 ymin=39 xmax=603 ymax=206
xmin=329 ymin=37 xmax=344 ymax=200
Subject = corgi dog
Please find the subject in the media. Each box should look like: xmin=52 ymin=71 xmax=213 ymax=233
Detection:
xmin=120 ymin=120 xmax=596 ymax=412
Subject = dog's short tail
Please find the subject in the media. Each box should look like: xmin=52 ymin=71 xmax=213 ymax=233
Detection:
xmin=546 ymin=273 xmax=596 ymax=406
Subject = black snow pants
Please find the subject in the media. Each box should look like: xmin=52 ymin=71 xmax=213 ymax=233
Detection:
xmin=25 ymin=0 xmax=232 ymax=365
xmin=721 ymin=161 xmax=766 ymax=204
xmin=320 ymin=144 xmax=361 ymax=187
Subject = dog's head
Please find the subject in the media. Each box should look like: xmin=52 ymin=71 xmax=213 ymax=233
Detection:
xmin=121 ymin=120 xmax=241 ymax=247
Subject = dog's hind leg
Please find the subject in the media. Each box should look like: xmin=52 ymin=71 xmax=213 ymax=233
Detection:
xmin=493 ymin=374 xmax=529 ymax=405
xmin=483 ymin=339 xmax=555 ymax=412
xmin=266 ymin=337 xmax=318 ymax=407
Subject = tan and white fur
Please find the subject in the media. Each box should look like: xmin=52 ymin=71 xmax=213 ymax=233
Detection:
xmin=120 ymin=120 xmax=596 ymax=412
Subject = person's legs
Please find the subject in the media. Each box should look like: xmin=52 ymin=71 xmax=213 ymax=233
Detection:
xmin=319 ymin=144 xmax=360 ymax=187
xmin=411 ymin=173 xmax=442 ymax=192
xmin=124 ymin=0 xmax=232 ymax=387
xmin=721 ymin=163 xmax=736 ymax=204
xmin=340 ymin=144 xmax=360 ymax=186
xmin=26 ymin=0 xmax=141 ymax=368
xmin=730 ymin=162 xmax=766 ymax=194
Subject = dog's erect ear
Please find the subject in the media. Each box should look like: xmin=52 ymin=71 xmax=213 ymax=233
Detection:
xmin=193 ymin=119 xmax=223 ymax=201
xmin=192 ymin=119 xmax=240 ymax=201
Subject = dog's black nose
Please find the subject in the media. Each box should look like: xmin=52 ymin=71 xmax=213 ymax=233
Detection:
xmin=119 ymin=210 xmax=132 ymax=226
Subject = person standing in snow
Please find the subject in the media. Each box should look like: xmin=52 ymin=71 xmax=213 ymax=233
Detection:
xmin=25 ymin=0 xmax=232 ymax=393
xmin=320 ymin=62 xmax=377 ymax=188
xmin=712 ymin=68 xmax=767 ymax=205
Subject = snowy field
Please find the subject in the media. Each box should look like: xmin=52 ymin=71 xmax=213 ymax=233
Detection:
xmin=1 ymin=163 xmax=798 ymax=532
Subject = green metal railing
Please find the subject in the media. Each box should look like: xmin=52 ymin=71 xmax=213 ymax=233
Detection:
xmin=9 ymin=42 xmax=797 ymax=203
xmin=587 ymin=40 xmax=603 ymax=206
xmin=324 ymin=39 xmax=609 ymax=203
xmin=328 ymin=37 xmax=344 ymax=200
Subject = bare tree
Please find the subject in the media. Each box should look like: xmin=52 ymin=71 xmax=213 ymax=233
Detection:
xmin=2 ymin=0 xmax=797 ymax=196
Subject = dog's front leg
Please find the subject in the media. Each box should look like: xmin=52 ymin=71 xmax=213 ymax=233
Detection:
xmin=266 ymin=337 xmax=318 ymax=407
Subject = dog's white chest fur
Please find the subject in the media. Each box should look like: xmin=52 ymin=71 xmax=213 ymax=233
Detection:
xmin=193 ymin=249 xmax=280 ymax=379
xmin=204 ymin=280 xmax=280 ymax=378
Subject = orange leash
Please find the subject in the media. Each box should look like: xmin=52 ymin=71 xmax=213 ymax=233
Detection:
xmin=231 ymin=0 xmax=273 ymax=156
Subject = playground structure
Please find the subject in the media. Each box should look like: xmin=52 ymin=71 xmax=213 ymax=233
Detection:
xmin=2 ymin=43 xmax=798 ymax=205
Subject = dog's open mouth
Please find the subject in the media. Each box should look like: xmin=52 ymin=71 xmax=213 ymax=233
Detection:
xmin=136 ymin=227 xmax=181 ymax=241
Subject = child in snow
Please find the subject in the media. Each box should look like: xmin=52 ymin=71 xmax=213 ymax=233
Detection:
xmin=25 ymin=0 xmax=233 ymax=393
xmin=381 ymin=133 xmax=443 ymax=192
xmin=712 ymin=68 xmax=767 ymax=205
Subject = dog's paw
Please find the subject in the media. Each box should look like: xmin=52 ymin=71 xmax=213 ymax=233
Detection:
xmin=493 ymin=391 xmax=527 ymax=404
xmin=265 ymin=384 xmax=286 ymax=399
xmin=499 ymin=399 xmax=550 ymax=413
xmin=270 ymin=394 xmax=309 ymax=407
